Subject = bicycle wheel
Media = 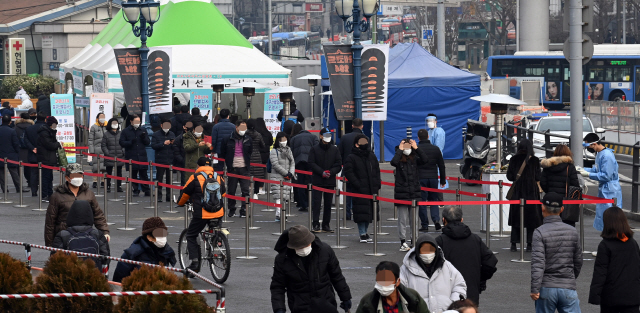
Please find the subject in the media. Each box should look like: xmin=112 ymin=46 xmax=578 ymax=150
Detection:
xmin=206 ymin=232 xmax=231 ymax=283
xmin=178 ymin=229 xmax=199 ymax=269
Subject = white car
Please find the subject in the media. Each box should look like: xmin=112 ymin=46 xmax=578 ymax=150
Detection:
xmin=531 ymin=116 xmax=604 ymax=162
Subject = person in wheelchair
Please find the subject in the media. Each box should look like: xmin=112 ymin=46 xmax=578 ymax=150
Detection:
xmin=178 ymin=157 xmax=226 ymax=273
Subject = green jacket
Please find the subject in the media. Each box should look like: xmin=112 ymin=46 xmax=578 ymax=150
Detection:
xmin=355 ymin=284 xmax=430 ymax=313
xmin=183 ymin=131 xmax=212 ymax=173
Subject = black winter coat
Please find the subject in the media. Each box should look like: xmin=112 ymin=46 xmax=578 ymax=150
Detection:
xmin=257 ymin=128 xmax=274 ymax=163
xmin=247 ymin=129 xmax=266 ymax=178
xmin=112 ymin=236 xmax=176 ymax=283
xmin=338 ymin=128 xmax=365 ymax=161
xmin=151 ymin=130 xmax=176 ymax=165
xmin=170 ymin=113 xmax=191 ymax=137
xmin=211 ymin=119 xmax=236 ymax=155
xmin=14 ymin=118 xmax=34 ymax=162
xmin=0 ymin=125 xmax=20 ymax=168
xmin=101 ymin=129 xmax=125 ymax=167
xmin=119 ymin=126 xmax=150 ymax=170
xmin=540 ymin=156 xmax=580 ymax=195
xmin=37 ymin=125 xmax=61 ymax=167
xmin=26 ymin=120 xmax=46 ymax=163
xmin=308 ymin=142 xmax=342 ymax=187
xmin=271 ymin=230 xmax=351 ymax=313
xmin=290 ymin=130 xmax=319 ymax=165
xmin=173 ymin=134 xmax=186 ymax=167
xmin=390 ymin=146 xmax=428 ymax=201
xmin=436 ymin=222 xmax=498 ymax=304
xmin=220 ymin=131 xmax=252 ymax=172
xmin=507 ymin=153 xmax=543 ymax=228
xmin=36 ymin=95 xmax=51 ymax=116
xmin=589 ymin=236 xmax=640 ymax=307
xmin=417 ymin=140 xmax=446 ymax=184
xmin=343 ymin=147 xmax=381 ymax=223
xmin=355 ymin=285 xmax=430 ymax=313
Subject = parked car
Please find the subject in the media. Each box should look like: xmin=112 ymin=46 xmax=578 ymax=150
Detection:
xmin=531 ymin=116 xmax=605 ymax=165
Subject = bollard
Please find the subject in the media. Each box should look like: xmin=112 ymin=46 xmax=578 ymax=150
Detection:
xmin=511 ymin=199 xmax=530 ymax=263
xmin=457 ymin=177 xmax=462 ymax=209
xmin=24 ymin=243 xmax=31 ymax=269
xmin=340 ymin=180 xmax=353 ymax=230
xmin=493 ymin=180 xmax=509 ymax=238
xmin=14 ymin=161 xmax=28 ymax=208
xmin=365 ymin=194 xmax=386 ymax=256
xmin=164 ymin=166 xmax=178 ymax=214
xmin=387 ymin=205 xmax=398 ymax=221
xmin=222 ymin=170 xmax=233 ymax=223
xmin=262 ymin=178 xmax=275 ymax=212
xmin=103 ymin=173 xmax=114 ymax=225
xmin=411 ymin=200 xmax=418 ymax=246
xmin=484 ymin=193 xmax=498 ymax=254
xmin=236 ymin=195 xmax=258 ymax=259
xmin=0 ymin=158 xmax=12 ymax=204
xmin=109 ymin=157 xmax=123 ymax=202
xmin=95 ymin=155 xmax=103 ymax=197
xmin=285 ymin=184 xmax=297 ymax=217
xmin=117 ymin=182 xmax=136 ymax=231
xmin=580 ymin=202 xmax=591 ymax=254
xmin=153 ymin=181 xmax=159 ymax=217
xmin=248 ymin=177 xmax=260 ymax=230
xmin=273 ymin=181 xmax=285 ymax=236
xmin=307 ymin=183 xmax=313 ymax=229
xmin=100 ymin=256 xmax=109 ymax=280
xmin=143 ymin=161 xmax=155 ymax=209
xmin=32 ymin=163 xmax=45 ymax=211
xmin=331 ymin=188 xmax=347 ymax=249
xmin=125 ymin=161 xmax=138 ymax=206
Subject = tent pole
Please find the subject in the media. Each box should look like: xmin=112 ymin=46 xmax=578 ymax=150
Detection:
xmin=268 ymin=0 xmax=273 ymax=58
xmin=380 ymin=121 xmax=385 ymax=163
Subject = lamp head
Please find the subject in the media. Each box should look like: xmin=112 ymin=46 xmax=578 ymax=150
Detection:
xmin=361 ymin=0 xmax=379 ymax=18
xmin=140 ymin=0 xmax=161 ymax=24
xmin=212 ymin=84 xmax=225 ymax=93
xmin=307 ymin=79 xmax=318 ymax=87
xmin=335 ymin=0 xmax=354 ymax=20
xmin=243 ymin=87 xmax=256 ymax=97
xmin=122 ymin=0 xmax=141 ymax=25
xmin=279 ymin=92 xmax=294 ymax=103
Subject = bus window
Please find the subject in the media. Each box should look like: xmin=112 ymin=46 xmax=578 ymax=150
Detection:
xmin=547 ymin=67 xmax=561 ymax=81
xmin=564 ymin=67 xmax=570 ymax=80
xmin=524 ymin=66 xmax=544 ymax=76
xmin=588 ymin=67 xmax=605 ymax=81
xmin=607 ymin=67 xmax=631 ymax=81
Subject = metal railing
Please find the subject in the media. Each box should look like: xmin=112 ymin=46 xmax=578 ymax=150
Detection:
xmin=585 ymin=100 xmax=640 ymax=143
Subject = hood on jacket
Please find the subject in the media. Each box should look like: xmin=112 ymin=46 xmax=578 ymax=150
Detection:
xmin=441 ymin=221 xmax=472 ymax=240
xmin=38 ymin=94 xmax=48 ymax=101
xmin=66 ymin=200 xmax=94 ymax=227
xmin=404 ymin=234 xmax=445 ymax=277
xmin=15 ymin=118 xmax=34 ymax=126
xmin=274 ymin=228 xmax=320 ymax=254
xmin=195 ymin=166 xmax=214 ymax=175
xmin=38 ymin=124 xmax=55 ymax=135
xmin=541 ymin=156 xmax=574 ymax=169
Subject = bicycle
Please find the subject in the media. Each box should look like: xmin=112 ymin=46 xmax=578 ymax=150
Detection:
xmin=176 ymin=198 xmax=231 ymax=283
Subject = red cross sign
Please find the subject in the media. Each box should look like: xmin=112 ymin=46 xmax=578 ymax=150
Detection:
xmin=12 ymin=41 xmax=23 ymax=51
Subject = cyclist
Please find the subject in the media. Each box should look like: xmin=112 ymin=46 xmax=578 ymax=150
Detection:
xmin=178 ymin=156 xmax=226 ymax=274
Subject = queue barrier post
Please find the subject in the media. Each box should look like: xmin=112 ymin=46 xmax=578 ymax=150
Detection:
xmin=117 ymin=181 xmax=136 ymax=231
xmin=144 ymin=161 xmax=155 ymax=209
xmin=154 ymin=181 xmax=159 ymax=217
xmin=273 ymin=181 xmax=285 ymax=236
xmin=387 ymin=204 xmax=398 ymax=221
xmin=59 ymin=166 xmax=63 ymax=187
xmin=248 ymin=176 xmax=260 ymax=230
xmin=95 ymin=155 xmax=103 ymax=198
xmin=285 ymin=183 xmax=296 ymax=218
xmin=580 ymin=202 xmax=591 ymax=255
xmin=375 ymin=190 xmax=389 ymax=235
xmin=14 ymin=161 xmax=28 ymax=208
xmin=340 ymin=179 xmax=352 ymax=230
xmin=103 ymin=173 xmax=113 ymax=225
xmin=0 ymin=158 xmax=12 ymax=204
xmin=511 ymin=198 xmax=530 ymax=263
xmin=32 ymin=162 xmax=45 ymax=211
xmin=164 ymin=165 xmax=178 ymax=214
xmin=411 ymin=200 xmax=418 ymax=246
xmin=109 ymin=157 xmax=123 ymax=202
xmin=457 ymin=177 xmax=462 ymax=209
xmin=484 ymin=193 xmax=498 ymax=254
xmin=236 ymin=195 xmax=258 ymax=259
xmin=125 ymin=160 xmax=138 ymax=206
xmin=493 ymin=180 xmax=509 ymax=238
xmin=331 ymin=187 xmax=347 ymax=249
xmin=365 ymin=194 xmax=386 ymax=257
xmin=307 ymin=183 xmax=313 ymax=229
xmin=262 ymin=178 xmax=275 ymax=212
xmin=222 ymin=170 xmax=233 ymax=223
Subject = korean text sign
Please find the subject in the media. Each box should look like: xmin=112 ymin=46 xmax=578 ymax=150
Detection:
xmin=114 ymin=48 xmax=142 ymax=116
xmin=190 ymin=89 xmax=213 ymax=122
xmin=51 ymin=94 xmax=76 ymax=163
xmin=323 ymin=44 xmax=355 ymax=120
xmin=263 ymin=93 xmax=283 ymax=139
xmin=90 ymin=93 xmax=114 ymax=123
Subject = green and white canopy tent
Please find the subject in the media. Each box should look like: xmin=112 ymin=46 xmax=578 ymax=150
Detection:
xmin=60 ymin=0 xmax=290 ymax=97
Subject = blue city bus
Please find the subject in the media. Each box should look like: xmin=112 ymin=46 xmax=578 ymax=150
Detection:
xmin=487 ymin=45 xmax=640 ymax=110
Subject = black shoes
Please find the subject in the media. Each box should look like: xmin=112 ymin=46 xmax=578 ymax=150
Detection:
xmin=239 ymin=209 xmax=246 ymax=218
xmin=346 ymin=215 xmax=352 ymax=221
xmin=92 ymin=182 xmax=97 ymax=188
xmin=360 ymin=235 xmax=368 ymax=243
xmin=510 ymin=243 xmax=517 ymax=252
xmin=42 ymin=196 xmax=50 ymax=203
xmin=117 ymin=186 xmax=124 ymax=193
xmin=298 ymin=207 xmax=308 ymax=212
xmin=434 ymin=222 xmax=442 ymax=231
xmin=322 ymin=225 xmax=334 ymax=233
xmin=227 ymin=209 xmax=236 ymax=217
xmin=419 ymin=227 xmax=429 ymax=232
xmin=132 ymin=190 xmax=140 ymax=197
xmin=144 ymin=191 xmax=151 ymax=197
xmin=312 ymin=224 xmax=321 ymax=233
xmin=107 ymin=186 xmax=111 ymax=193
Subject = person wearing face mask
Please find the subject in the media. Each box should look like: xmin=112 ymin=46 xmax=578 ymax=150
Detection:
xmin=400 ymin=234 xmax=467 ymax=313
xmin=426 ymin=114 xmax=448 ymax=208
xmin=0 ymin=114 xmax=26 ymax=194
xmin=101 ymin=117 xmax=125 ymax=193
xmin=343 ymin=134 xmax=381 ymax=242
xmin=245 ymin=119 xmax=267 ymax=198
xmin=308 ymin=127 xmax=342 ymax=233
xmin=119 ymin=115 xmax=151 ymax=197
xmin=183 ymin=121 xmax=212 ymax=179
xmin=356 ymin=261 xmax=430 ymax=313
xmin=271 ymin=225 xmax=352 ymax=313
xmin=113 ymin=217 xmax=176 ymax=283
xmin=289 ymin=124 xmax=319 ymax=212
xmin=220 ymin=120 xmax=252 ymax=217
xmin=89 ymin=112 xmax=108 ymax=189
xmin=416 ymin=129 xmax=446 ymax=232
xmin=26 ymin=112 xmax=47 ymax=197
xmin=269 ymin=132 xmax=296 ymax=222
xmin=338 ymin=118 xmax=367 ymax=221
xmin=44 ymin=164 xmax=110 ymax=247
xmin=391 ymin=138 xmax=428 ymax=251
xmin=152 ymin=120 xmax=176 ymax=202
xmin=579 ymin=133 xmax=622 ymax=235
xmin=37 ymin=116 xmax=63 ymax=202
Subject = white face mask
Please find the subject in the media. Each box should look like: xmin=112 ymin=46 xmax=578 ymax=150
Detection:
xmin=194 ymin=132 xmax=202 ymax=138
xmin=280 ymin=140 xmax=287 ymax=146
xmin=420 ymin=252 xmax=436 ymax=264
xmin=133 ymin=123 xmax=140 ymax=129
xmin=99 ymin=118 xmax=106 ymax=123
xmin=322 ymin=136 xmax=332 ymax=143
xmin=163 ymin=128 xmax=170 ymax=133
xmin=295 ymin=245 xmax=312 ymax=257
xmin=153 ymin=236 xmax=167 ymax=248
xmin=403 ymin=149 xmax=412 ymax=156
xmin=375 ymin=282 xmax=397 ymax=297
xmin=69 ymin=177 xmax=83 ymax=187
xmin=112 ymin=123 xmax=119 ymax=130
xmin=427 ymin=121 xmax=435 ymax=129
xmin=238 ymin=130 xmax=246 ymax=136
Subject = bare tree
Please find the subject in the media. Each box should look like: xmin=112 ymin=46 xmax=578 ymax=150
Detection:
xmin=473 ymin=0 xmax=517 ymax=55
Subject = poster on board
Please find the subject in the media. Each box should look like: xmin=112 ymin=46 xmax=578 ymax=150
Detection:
xmin=361 ymin=44 xmax=389 ymax=121
xmin=148 ymin=47 xmax=173 ymax=114
xmin=323 ymin=44 xmax=355 ymax=120
xmin=114 ymin=48 xmax=142 ymax=116
xmin=190 ymin=89 xmax=213 ymax=122
xmin=50 ymin=94 xmax=76 ymax=163
xmin=263 ymin=92 xmax=283 ymax=139
xmin=90 ymin=93 xmax=114 ymax=123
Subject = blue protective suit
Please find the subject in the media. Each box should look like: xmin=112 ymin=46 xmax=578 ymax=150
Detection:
xmin=428 ymin=126 xmax=448 ymax=189
xmin=585 ymin=148 xmax=622 ymax=231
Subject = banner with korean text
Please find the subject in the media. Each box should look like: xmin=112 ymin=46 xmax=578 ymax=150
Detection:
xmin=323 ymin=44 xmax=354 ymax=120
xmin=50 ymin=94 xmax=76 ymax=163
xmin=190 ymin=89 xmax=213 ymax=122
xmin=114 ymin=48 xmax=142 ymax=116
xmin=263 ymin=93 xmax=283 ymax=139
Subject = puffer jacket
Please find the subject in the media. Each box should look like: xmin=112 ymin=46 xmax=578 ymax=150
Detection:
xmin=172 ymin=134 xmax=186 ymax=168
xmin=112 ymin=236 xmax=176 ymax=283
xmin=37 ymin=125 xmax=61 ymax=167
xmin=290 ymin=130 xmax=319 ymax=165
xmin=211 ymin=119 xmax=236 ymax=155
xmin=308 ymin=141 xmax=342 ymax=187
xmin=14 ymin=118 xmax=34 ymax=162
xmin=89 ymin=124 xmax=107 ymax=171
xmin=151 ymin=129 xmax=176 ymax=165
xmin=355 ymin=284 xmax=430 ymax=313
xmin=0 ymin=124 xmax=20 ymax=168
xmin=400 ymin=234 xmax=467 ymax=313
xmin=540 ymin=156 xmax=580 ymax=195
xmin=170 ymin=113 xmax=191 ymax=137
xmin=390 ymin=146 xmax=428 ymax=201
xmin=271 ymin=229 xmax=351 ymax=313
xmin=101 ymin=128 xmax=125 ymax=167
xmin=343 ymin=147 xmax=381 ymax=224
xmin=119 ymin=125 xmax=151 ymax=170
xmin=183 ymin=131 xmax=212 ymax=172
xmin=247 ymin=129 xmax=266 ymax=179
xmin=417 ymin=139 xmax=446 ymax=184
xmin=44 ymin=182 xmax=110 ymax=246
xmin=36 ymin=94 xmax=51 ymax=116
xmin=269 ymin=145 xmax=295 ymax=201
xmin=530 ymin=215 xmax=583 ymax=294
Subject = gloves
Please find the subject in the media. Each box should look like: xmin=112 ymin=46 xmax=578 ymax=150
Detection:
xmin=284 ymin=172 xmax=293 ymax=180
xmin=579 ymin=169 xmax=590 ymax=177
xmin=340 ymin=300 xmax=352 ymax=312
xmin=322 ymin=170 xmax=331 ymax=178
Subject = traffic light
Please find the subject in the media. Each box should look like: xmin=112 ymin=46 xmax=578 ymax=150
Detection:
xmin=563 ymin=0 xmax=593 ymax=33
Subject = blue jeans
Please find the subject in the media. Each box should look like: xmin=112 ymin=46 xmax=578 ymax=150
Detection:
xmin=535 ymin=287 xmax=580 ymax=313
xmin=419 ymin=178 xmax=440 ymax=228
xmin=357 ymin=222 xmax=369 ymax=236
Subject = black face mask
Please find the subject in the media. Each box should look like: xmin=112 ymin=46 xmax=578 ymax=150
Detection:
xmin=358 ymin=144 xmax=369 ymax=151
xmin=30 ymin=115 xmax=37 ymax=120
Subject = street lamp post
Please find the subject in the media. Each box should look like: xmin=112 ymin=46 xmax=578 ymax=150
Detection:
xmin=122 ymin=0 xmax=161 ymax=126
xmin=335 ymin=0 xmax=378 ymax=119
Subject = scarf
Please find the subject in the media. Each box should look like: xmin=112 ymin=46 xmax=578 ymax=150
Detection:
xmin=618 ymin=233 xmax=629 ymax=242
xmin=95 ymin=119 xmax=107 ymax=127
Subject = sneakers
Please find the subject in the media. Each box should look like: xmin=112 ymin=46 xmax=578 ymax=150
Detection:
xmin=117 ymin=186 xmax=124 ymax=193
xmin=107 ymin=186 xmax=111 ymax=193
xmin=252 ymin=194 xmax=259 ymax=200
xmin=158 ymin=198 xmax=163 ymax=203
xmin=434 ymin=222 xmax=442 ymax=231
xmin=92 ymin=182 xmax=97 ymax=188
xmin=132 ymin=190 xmax=140 ymax=197
xmin=360 ymin=235 xmax=368 ymax=243
xmin=258 ymin=189 xmax=266 ymax=195
xmin=144 ymin=191 xmax=151 ymax=197
xmin=510 ymin=243 xmax=517 ymax=252
xmin=399 ymin=242 xmax=411 ymax=252
xmin=42 ymin=196 xmax=50 ymax=203
xmin=419 ymin=227 xmax=429 ymax=232
xmin=239 ymin=209 xmax=246 ymax=218
xmin=275 ymin=216 xmax=281 ymax=222
xmin=227 ymin=209 xmax=236 ymax=218
xmin=322 ymin=225 xmax=334 ymax=233
xmin=592 ymin=251 xmax=598 ymax=257
xmin=312 ymin=224 xmax=322 ymax=233
xmin=366 ymin=234 xmax=373 ymax=242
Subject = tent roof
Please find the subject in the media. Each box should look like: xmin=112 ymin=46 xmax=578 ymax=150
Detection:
xmin=389 ymin=43 xmax=479 ymax=88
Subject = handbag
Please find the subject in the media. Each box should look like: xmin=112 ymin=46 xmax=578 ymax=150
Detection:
xmin=57 ymin=147 xmax=68 ymax=167
xmin=506 ymin=156 xmax=530 ymax=199
xmin=561 ymin=167 xmax=583 ymax=222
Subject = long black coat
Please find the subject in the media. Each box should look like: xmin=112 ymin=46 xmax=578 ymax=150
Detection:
xmin=37 ymin=125 xmax=60 ymax=167
xmin=390 ymin=146 xmax=428 ymax=201
xmin=436 ymin=222 xmax=498 ymax=304
xmin=343 ymin=147 xmax=381 ymax=223
xmin=119 ymin=126 xmax=150 ymax=170
xmin=540 ymin=156 xmax=580 ymax=195
xmin=14 ymin=118 xmax=34 ymax=162
xmin=257 ymin=128 xmax=274 ymax=164
xmin=0 ymin=125 xmax=20 ymax=168
xmin=101 ymin=129 xmax=125 ymax=167
xmin=589 ymin=236 xmax=640 ymax=307
xmin=247 ymin=129 xmax=266 ymax=179
xmin=172 ymin=134 xmax=185 ymax=168
xmin=151 ymin=130 xmax=176 ymax=165
xmin=417 ymin=139 xmax=446 ymax=184
xmin=271 ymin=230 xmax=351 ymax=313
xmin=506 ymin=153 xmax=543 ymax=229
xmin=36 ymin=95 xmax=51 ymax=116
xmin=308 ymin=142 xmax=342 ymax=187
xmin=338 ymin=128 xmax=365 ymax=161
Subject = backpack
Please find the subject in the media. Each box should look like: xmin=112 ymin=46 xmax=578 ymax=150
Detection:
xmin=66 ymin=228 xmax=102 ymax=268
xmin=266 ymin=149 xmax=279 ymax=173
xmin=198 ymin=171 xmax=223 ymax=214
xmin=18 ymin=129 xmax=29 ymax=149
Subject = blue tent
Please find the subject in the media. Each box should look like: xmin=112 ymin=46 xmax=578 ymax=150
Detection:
xmin=373 ymin=43 xmax=480 ymax=160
